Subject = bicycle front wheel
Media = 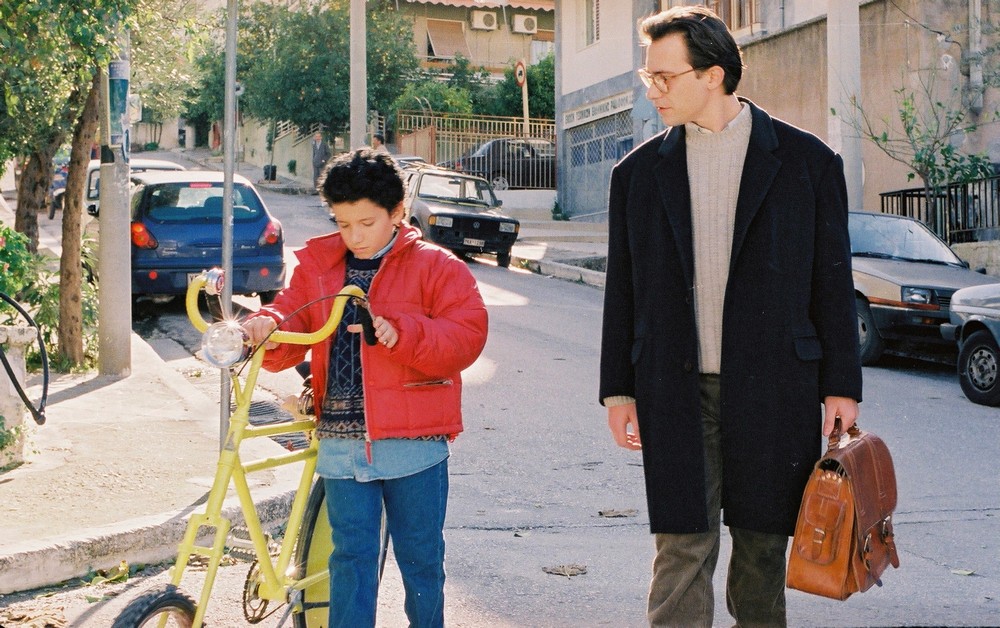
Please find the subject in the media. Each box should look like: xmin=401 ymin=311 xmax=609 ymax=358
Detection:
xmin=112 ymin=585 xmax=196 ymax=628
xmin=293 ymin=480 xmax=389 ymax=628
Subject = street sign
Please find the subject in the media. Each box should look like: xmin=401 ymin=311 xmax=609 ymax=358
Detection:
xmin=514 ymin=60 xmax=526 ymax=87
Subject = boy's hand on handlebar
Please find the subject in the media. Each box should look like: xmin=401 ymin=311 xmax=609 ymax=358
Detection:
xmin=243 ymin=317 xmax=279 ymax=350
xmin=347 ymin=315 xmax=398 ymax=349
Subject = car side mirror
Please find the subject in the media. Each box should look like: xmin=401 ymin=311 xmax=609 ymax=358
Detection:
xmin=87 ymin=203 xmax=99 ymax=217
xmin=495 ymin=199 xmax=503 ymax=207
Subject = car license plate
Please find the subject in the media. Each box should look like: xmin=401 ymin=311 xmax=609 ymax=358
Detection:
xmin=463 ymin=238 xmax=485 ymax=248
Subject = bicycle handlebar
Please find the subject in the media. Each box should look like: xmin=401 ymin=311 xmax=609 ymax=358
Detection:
xmin=185 ymin=270 xmax=366 ymax=347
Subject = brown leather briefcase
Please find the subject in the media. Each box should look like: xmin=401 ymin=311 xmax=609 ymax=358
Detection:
xmin=786 ymin=421 xmax=900 ymax=600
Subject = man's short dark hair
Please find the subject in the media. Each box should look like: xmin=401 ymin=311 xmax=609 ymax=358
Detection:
xmin=318 ymin=149 xmax=404 ymax=212
xmin=639 ymin=6 xmax=744 ymax=95
xmin=373 ymin=133 xmax=385 ymax=143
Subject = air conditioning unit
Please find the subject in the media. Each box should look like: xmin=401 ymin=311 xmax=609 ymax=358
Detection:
xmin=512 ymin=14 xmax=538 ymax=35
xmin=470 ymin=9 xmax=498 ymax=31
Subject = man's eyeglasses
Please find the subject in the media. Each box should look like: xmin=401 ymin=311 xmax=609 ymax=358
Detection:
xmin=637 ymin=66 xmax=703 ymax=93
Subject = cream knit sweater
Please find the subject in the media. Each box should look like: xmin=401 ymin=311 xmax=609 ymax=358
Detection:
xmin=686 ymin=104 xmax=752 ymax=375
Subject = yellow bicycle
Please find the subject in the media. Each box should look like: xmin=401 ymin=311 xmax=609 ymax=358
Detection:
xmin=113 ymin=269 xmax=386 ymax=628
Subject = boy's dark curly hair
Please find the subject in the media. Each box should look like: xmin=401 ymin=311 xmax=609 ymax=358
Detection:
xmin=318 ymin=149 xmax=404 ymax=212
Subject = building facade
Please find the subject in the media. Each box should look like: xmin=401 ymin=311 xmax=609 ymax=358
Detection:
xmin=555 ymin=0 xmax=1000 ymax=220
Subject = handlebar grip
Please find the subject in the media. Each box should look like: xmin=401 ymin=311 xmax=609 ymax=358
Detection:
xmin=356 ymin=305 xmax=378 ymax=346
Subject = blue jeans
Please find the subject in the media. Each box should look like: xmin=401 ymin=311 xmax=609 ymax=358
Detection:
xmin=323 ymin=459 xmax=448 ymax=628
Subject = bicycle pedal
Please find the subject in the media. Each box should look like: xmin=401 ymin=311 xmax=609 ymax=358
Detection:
xmin=228 ymin=526 xmax=274 ymax=563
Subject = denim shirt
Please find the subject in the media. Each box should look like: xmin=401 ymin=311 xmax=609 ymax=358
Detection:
xmin=316 ymin=438 xmax=449 ymax=481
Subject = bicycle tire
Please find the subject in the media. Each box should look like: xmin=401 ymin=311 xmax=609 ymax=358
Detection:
xmin=293 ymin=480 xmax=389 ymax=628
xmin=111 ymin=584 xmax=196 ymax=628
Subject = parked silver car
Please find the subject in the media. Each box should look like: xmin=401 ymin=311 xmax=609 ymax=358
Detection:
xmin=402 ymin=167 xmax=519 ymax=268
xmin=850 ymin=212 xmax=995 ymax=364
xmin=942 ymin=283 xmax=1000 ymax=406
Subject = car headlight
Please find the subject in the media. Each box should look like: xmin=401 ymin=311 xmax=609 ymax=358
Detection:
xmin=430 ymin=215 xmax=453 ymax=228
xmin=499 ymin=222 xmax=517 ymax=233
xmin=901 ymin=287 xmax=933 ymax=305
xmin=201 ymin=320 xmax=251 ymax=367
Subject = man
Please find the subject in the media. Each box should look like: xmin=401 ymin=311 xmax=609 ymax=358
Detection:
xmin=599 ymin=7 xmax=862 ymax=627
xmin=312 ymin=132 xmax=331 ymax=184
xmin=372 ymin=132 xmax=389 ymax=154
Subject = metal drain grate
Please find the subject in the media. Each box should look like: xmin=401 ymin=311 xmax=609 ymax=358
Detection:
xmin=248 ymin=399 xmax=311 ymax=451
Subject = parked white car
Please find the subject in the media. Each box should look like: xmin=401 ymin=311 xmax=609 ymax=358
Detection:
xmin=50 ymin=158 xmax=185 ymax=219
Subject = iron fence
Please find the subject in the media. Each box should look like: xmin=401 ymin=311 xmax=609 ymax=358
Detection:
xmin=879 ymin=174 xmax=1000 ymax=244
xmin=396 ymin=110 xmax=556 ymax=189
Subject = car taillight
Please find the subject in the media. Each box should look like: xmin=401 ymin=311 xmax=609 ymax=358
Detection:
xmin=259 ymin=220 xmax=282 ymax=246
xmin=131 ymin=222 xmax=158 ymax=249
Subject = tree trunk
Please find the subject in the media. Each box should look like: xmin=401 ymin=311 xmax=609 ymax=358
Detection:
xmin=14 ymin=136 xmax=63 ymax=254
xmin=58 ymin=73 xmax=102 ymax=366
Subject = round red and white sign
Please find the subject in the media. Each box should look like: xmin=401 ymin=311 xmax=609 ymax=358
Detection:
xmin=514 ymin=60 xmax=526 ymax=87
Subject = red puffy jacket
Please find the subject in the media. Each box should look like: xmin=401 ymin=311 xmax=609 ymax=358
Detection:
xmin=253 ymin=224 xmax=488 ymax=440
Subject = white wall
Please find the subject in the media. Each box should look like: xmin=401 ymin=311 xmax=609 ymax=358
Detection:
xmin=560 ymin=1 xmax=633 ymax=95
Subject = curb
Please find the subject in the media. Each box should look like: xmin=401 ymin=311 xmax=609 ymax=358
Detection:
xmin=517 ymin=256 xmax=606 ymax=289
xmin=0 ymin=487 xmax=296 ymax=595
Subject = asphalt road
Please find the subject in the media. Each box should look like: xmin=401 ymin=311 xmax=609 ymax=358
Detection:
xmin=3 ymin=162 xmax=998 ymax=626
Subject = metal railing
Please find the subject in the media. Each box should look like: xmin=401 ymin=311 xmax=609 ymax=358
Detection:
xmin=396 ymin=110 xmax=556 ymax=189
xmin=879 ymin=174 xmax=1000 ymax=244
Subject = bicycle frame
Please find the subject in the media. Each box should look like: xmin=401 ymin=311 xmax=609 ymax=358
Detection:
xmin=169 ymin=272 xmax=363 ymax=627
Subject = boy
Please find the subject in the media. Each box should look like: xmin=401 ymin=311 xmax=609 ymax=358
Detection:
xmin=243 ymin=149 xmax=488 ymax=627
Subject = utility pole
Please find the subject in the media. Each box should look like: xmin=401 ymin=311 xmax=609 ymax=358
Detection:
xmin=218 ymin=0 xmax=239 ymax=447
xmin=350 ymin=0 xmax=367 ymax=149
xmin=97 ymin=29 xmax=131 ymax=376
xmin=827 ymin=0 xmax=863 ymax=211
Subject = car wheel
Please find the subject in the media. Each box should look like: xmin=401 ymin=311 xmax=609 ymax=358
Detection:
xmin=490 ymin=173 xmax=510 ymax=190
xmin=958 ymin=330 xmax=1000 ymax=406
xmin=856 ymin=297 xmax=885 ymax=365
xmin=496 ymin=249 xmax=512 ymax=269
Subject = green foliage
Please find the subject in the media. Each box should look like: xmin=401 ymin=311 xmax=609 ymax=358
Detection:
xmin=187 ymin=1 xmax=419 ymax=133
xmin=0 ymin=225 xmax=99 ymax=371
xmin=0 ymin=415 xmax=20 ymax=454
xmin=479 ymin=54 xmax=555 ymax=118
xmin=390 ymin=81 xmax=474 ymax=118
xmin=0 ymin=0 xmax=138 ymax=165
xmin=287 ymin=159 xmax=297 ymax=175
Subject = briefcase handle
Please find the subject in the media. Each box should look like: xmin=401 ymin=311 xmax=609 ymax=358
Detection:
xmin=827 ymin=418 xmax=862 ymax=452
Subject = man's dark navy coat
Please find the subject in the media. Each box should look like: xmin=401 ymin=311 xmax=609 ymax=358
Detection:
xmin=599 ymin=100 xmax=863 ymax=536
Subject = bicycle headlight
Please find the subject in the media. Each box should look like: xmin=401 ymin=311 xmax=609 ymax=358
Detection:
xmin=201 ymin=320 xmax=251 ymax=367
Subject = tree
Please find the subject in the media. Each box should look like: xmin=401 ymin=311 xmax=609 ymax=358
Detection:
xmin=479 ymin=54 xmax=555 ymax=119
xmin=1 ymin=0 xmax=137 ymax=369
xmin=187 ymin=0 xmax=419 ymax=138
xmin=842 ymin=63 xmax=997 ymax=236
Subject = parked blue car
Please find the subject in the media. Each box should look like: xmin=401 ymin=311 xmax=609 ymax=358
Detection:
xmin=129 ymin=171 xmax=285 ymax=304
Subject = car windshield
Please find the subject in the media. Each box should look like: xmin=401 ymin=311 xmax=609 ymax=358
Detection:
xmin=134 ymin=182 xmax=265 ymax=222
xmin=849 ymin=213 xmax=962 ymax=265
xmin=417 ymin=173 xmax=495 ymax=207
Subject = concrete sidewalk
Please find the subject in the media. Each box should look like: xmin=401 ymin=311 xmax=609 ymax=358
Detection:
xmin=0 ymin=334 xmax=303 ymax=594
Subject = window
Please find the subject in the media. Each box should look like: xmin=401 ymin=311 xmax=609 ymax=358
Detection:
xmin=583 ymin=0 xmax=600 ymax=46
xmin=531 ymin=30 xmax=555 ymax=64
xmin=659 ymin=1 xmax=758 ymax=32
xmin=425 ymin=19 xmax=471 ymax=60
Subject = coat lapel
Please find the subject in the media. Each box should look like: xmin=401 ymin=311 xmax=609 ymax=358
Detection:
xmin=730 ymin=102 xmax=781 ymax=275
xmin=654 ymin=127 xmax=694 ymax=287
